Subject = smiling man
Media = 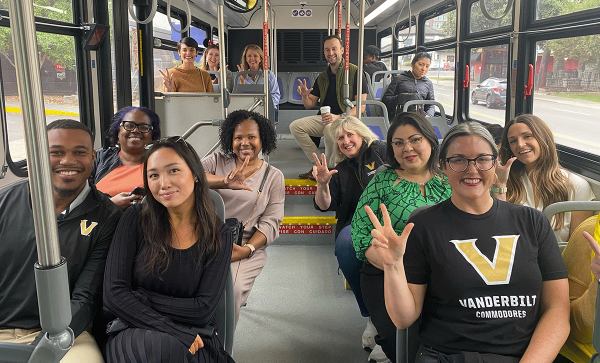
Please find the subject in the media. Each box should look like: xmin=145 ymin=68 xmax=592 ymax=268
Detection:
xmin=0 ymin=119 xmax=122 ymax=362
xmin=290 ymin=34 xmax=369 ymax=179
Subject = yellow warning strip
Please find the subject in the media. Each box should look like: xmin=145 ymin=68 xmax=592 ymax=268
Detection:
xmin=281 ymin=216 xmax=337 ymax=225
xmin=6 ymin=106 xmax=79 ymax=117
xmin=285 ymin=179 xmax=317 ymax=187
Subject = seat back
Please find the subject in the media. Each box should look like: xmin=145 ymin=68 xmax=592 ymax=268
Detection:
xmin=403 ymin=100 xmax=449 ymax=142
xmin=209 ymin=190 xmax=235 ymax=355
xmin=372 ymin=70 xmax=403 ymax=100
xmin=277 ymin=72 xmax=291 ymax=104
xmin=289 ymin=72 xmax=316 ymax=104
xmin=207 ymin=71 xmax=220 ymax=93
xmin=543 ymin=201 xmax=600 ymax=248
xmin=353 ymin=100 xmax=390 ymax=140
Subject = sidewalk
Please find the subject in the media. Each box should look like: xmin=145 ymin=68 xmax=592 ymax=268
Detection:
xmin=532 ymin=93 xmax=600 ymax=110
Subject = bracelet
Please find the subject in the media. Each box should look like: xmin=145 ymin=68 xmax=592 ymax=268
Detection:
xmin=490 ymin=185 xmax=507 ymax=194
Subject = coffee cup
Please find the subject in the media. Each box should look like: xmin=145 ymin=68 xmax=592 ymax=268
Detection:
xmin=320 ymin=106 xmax=331 ymax=114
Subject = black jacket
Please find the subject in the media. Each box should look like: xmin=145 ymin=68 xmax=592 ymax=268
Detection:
xmin=0 ymin=180 xmax=122 ymax=339
xmin=90 ymin=146 xmax=122 ymax=184
xmin=382 ymin=70 xmax=435 ymax=119
xmin=314 ymin=140 xmax=387 ymax=237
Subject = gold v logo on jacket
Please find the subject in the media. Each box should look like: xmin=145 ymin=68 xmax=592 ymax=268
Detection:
xmin=365 ymin=162 xmax=375 ymax=170
xmin=80 ymin=220 xmax=98 ymax=236
xmin=451 ymin=235 xmax=519 ymax=285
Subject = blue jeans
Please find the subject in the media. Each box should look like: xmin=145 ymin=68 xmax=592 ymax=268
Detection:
xmin=335 ymin=225 xmax=369 ymax=317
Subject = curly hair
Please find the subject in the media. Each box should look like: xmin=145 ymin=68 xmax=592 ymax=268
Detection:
xmin=219 ymin=110 xmax=277 ymax=156
xmin=107 ymin=106 xmax=161 ymax=146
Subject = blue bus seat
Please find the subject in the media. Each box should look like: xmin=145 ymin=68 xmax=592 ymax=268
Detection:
xmin=403 ymin=100 xmax=449 ymax=143
xmin=289 ymin=72 xmax=314 ymax=105
xmin=372 ymin=70 xmax=404 ymax=101
xmin=277 ymin=72 xmax=290 ymax=104
xmin=353 ymin=100 xmax=390 ymax=141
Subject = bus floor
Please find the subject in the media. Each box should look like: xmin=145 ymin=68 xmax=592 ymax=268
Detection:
xmin=233 ymin=138 xmax=372 ymax=363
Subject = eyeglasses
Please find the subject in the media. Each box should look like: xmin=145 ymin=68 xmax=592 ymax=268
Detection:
xmin=445 ymin=155 xmax=496 ymax=172
xmin=391 ymin=136 xmax=424 ymax=148
xmin=145 ymin=136 xmax=187 ymax=150
xmin=121 ymin=121 xmax=153 ymax=133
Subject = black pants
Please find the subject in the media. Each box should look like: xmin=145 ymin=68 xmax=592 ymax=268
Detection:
xmin=361 ymin=262 xmax=397 ymax=362
xmin=415 ymin=344 xmax=521 ymax=363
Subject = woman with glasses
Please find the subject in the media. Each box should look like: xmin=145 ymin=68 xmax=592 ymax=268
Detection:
xmin=201 ymin=110 xmax=285 ymax=326
xmin=91 ymin=106 xmax=161 ymax=210
xmin=495 ymin=114 xmax=594 ymax=242
xmin=103 ymin=137 xmax=233 ymax=363
xmin=312 ymin=116 xmax=387 ymax=360
xmin=351 ymin=112 xmax=452 ymax=361
xmin=159 ymin=37 xmax=214 ymax=93
xmin=366 ymin=122 xmax=569 ymax=362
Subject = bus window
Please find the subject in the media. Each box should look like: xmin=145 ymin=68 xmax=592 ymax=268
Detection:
xmin=429 ymin=49 xmax=456 ymax=117
xmin=153 ymin=48 xmax=180 ymax=93
xmin=424 ymin=9 xmax=456 ymax=41
xmin=469 ymin=44 xmax=508 ymax=125
xmin=469 ymin=0 xmax=512 ymax=33
xmin=536 ymin=0 xmax=599 ymax=20
xmin=380 ymin=57 xmax=392 ymax=71
xmin=533 ymin=35 xmax=600 ymax=156
xmin=2 ymin=31 xmax=80 ymax=162
xmin=396 ymin=54 xmax=413 ymax=72
xmin=380 ymin=32 xmax=392 ymax=54
xmin=396 ymin=20 xmax=416 ymax=50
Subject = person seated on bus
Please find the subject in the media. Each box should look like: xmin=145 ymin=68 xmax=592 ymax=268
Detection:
xmin=159 ymin=37 xmax=215 ymax=93
xmin=201 ymin=110 xmax=285 ymax=326
xmin=200 ymin=42 xmax=234 ymax=92
xmin=351 ymin=112 xmax=452 ymax=362
xmin=484 ymin=123 xmax=504 ymax=149
xmin=236 ymin=44 xmax=280 ymax=108
xmin=0 ymin=119 xmax=122 ymax=363
xmin=290 ymin=34 xmax=368 ymax=180
xmin=494 ymin=114 xmax=595 ymax=242
xmin=312 ymin=116 xmax=388 ymax=361
xmin=556 ymin=215 xmax=599 ymax=363
xmin=103 ymin=137 xmax=233 ymax=363
xmin=363 ymin=45 xmax=389 ymax=79
xmin=90 ymin=106 xmax=161 ymax=210
xmin=381 ymin=47 xmax=435 ymax=120
xmin=367 ymin=122 xmax=570 ymax=363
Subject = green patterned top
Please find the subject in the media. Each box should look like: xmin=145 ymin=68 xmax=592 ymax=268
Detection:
xmin=351 ymin=168 xmax=452 ymax=262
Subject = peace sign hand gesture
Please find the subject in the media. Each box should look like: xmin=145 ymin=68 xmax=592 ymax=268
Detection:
xmin=365 ymin=203 xmax=414 ymax=266
xmin=312 ymin=153 xmax=337 ymax=184
xmin=237 ymin=64 xmax=246 ymax=84
xmin=224 ymin=156 xmax=259 ymax=191
xmin=297 ymin=79 xmax=313 ymax=98
xmin=158 ymin=68 xmax=175 ymax=92
xmin=582 ymin=231 xmax=600 ymax=281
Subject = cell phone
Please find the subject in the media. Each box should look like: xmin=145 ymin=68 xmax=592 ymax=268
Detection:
xmin=129 ymin=187 xmax=146 ymax=196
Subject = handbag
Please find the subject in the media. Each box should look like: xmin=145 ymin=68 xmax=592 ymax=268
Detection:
xmin=225 ymin=164 xmax=271 ymax=246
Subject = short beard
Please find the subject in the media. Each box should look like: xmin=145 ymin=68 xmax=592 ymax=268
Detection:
xmin=53 ymin=185 xmax=80 ymax=199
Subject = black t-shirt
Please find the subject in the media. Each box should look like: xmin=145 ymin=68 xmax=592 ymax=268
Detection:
xmin=310 ymin=66 xmax=369 ymax=115
xmin=404 ymin=199 xmax=567 ymax=357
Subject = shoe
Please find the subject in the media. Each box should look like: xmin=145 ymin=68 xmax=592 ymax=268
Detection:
xmin=362 ymin=317 xmax=377 ymax=351
xmin=368 ymin=345 xmax=391 ymax=363
xmin=298 ymin=168 xmax=315 ymax=181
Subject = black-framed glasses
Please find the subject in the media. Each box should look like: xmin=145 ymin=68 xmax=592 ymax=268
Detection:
xmin=390 ymin=136 xmax=424 ymax=148
xmin=121 ymin=121 xmax=153 ymax=133
xmin=145 ymin=136 xmax=186 ymax=150
xmin=445 ymin=155 xmax=496 ymax=172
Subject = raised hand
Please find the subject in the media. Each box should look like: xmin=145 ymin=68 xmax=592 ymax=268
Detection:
xmin=237 ymin=64 xmax=246 ymax=84
xmin=224 ymin=156 xmax=259 ymax=191
xmin=582 ymin=231 xmax=600 ymax=281
xmin=158 ymin=68 xmax=174 ymax=92
xmin=312 ymin=152 xmax=337 ymax=184
xmin=296 ymin=79 xmax=313 ymax=98
xmin=188 ymin=334 xmax=204 ymax=355
xmin=494 ymin=156 xmax=517 ymax=186
xmin=365 ymin=203 xmax=414 ymax=266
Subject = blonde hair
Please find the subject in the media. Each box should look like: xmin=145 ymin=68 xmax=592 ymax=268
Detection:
xmin=240 ymin=44 xmax=263 ymax=70
xmin=330 ymin=116 xmax=379 ymax=163
xmin=499 ymin=114 xmax=573 ymax=230
xmin=199 ymin=44 xmax=219 ymax=71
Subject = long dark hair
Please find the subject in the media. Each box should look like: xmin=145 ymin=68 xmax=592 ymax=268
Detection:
xmin=140 ymin=137 xmax=221 ymax=276
xmin=386 ymin=112 xmax=440 ymax=174
xmin=412 ymin=46 xmax=431 ymax=65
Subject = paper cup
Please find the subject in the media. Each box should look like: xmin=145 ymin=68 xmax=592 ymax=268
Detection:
xmin=320 ymin=106 xmax=331 ymax=114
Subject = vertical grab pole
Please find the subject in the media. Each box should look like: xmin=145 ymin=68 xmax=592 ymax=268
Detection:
xmin=217 ymin=0 xmax=227 ymax=120
xmin=8 ymin=0 xmax=74 ymax=361
xmin=263 ymin=0 xmax=269 ymax=120
xmin=356 ymin=0 xmax=365 ymax=118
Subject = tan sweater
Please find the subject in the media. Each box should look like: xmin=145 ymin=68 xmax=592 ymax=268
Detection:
xmin=167 ymin=66 xmax=214 ymax=93
xmin=560 ymin=215 xmax=598 ymax=362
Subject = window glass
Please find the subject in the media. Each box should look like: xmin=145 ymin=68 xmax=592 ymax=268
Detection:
xmin=396 ymin=23 xmax=416 ymax=50
xmin=153 ymin=48 xmax=180 ymax=93
xmin=428 ymin=48 xmax=456 ymax=116
xmin=0 ymin=0 xmax=74 ymax=23
xmin=380 ymin=57 xmax=392 ymax=71
xmin=536 ymin=0 xmax=599 ymax=20
xmin=1 ymin=30 xmax=79 ymax=161
xmin=380 ymin=32 xmax=393 ymax=54
xmin=469 ymin=44 xmax=508 ymax=123
xmin=424 ymin=9 xmax=457 ymax=42
xmin=469 ymin=0 xmax=512 ymax=33
xmin=533 ymin=35 xmax=600 ymax=156
xmin=396 ymin=54 xmax=413 ymax=72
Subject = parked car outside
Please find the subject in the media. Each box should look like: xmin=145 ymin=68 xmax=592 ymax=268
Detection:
xmin=471 ymin=77 xmax=507 ymax=108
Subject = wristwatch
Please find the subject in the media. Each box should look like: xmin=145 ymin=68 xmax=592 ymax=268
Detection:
xmin=246 ymin=244 xmax=256 ymax=258
xmin=490 ymin=185 xmax=507 ymax=194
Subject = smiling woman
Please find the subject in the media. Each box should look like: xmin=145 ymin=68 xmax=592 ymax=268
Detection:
xmin=160 ymin=37 xmax=214 ymax=93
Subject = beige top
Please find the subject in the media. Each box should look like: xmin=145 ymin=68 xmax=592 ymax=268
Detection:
xmin=167 ymin=66 xmax=214 ymax=93
xmin=201 ymin=152 xmax=285 ymax=248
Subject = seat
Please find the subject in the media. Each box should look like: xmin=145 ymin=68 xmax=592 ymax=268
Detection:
xmin=207 ymin=71 xmax=221 ymax=93
xmin=209 ymin=190 xmax=235 ymax=355
xmin=403 ymin=100 xmax=449 ymax=143
xmin=288 ymin=72 xmax=315 ymax=105
xmin=277 ymin=72 xmax=290 ymax=104
xmin=543 ymin=201 xmax=600 ymax=250
xmin=352 ymin=100 xmax=390 ymax=140
xmin=232 ymin=71 xmax=276 ymax=123
xmin=372 ymin=70 xmax=403 ymax=100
